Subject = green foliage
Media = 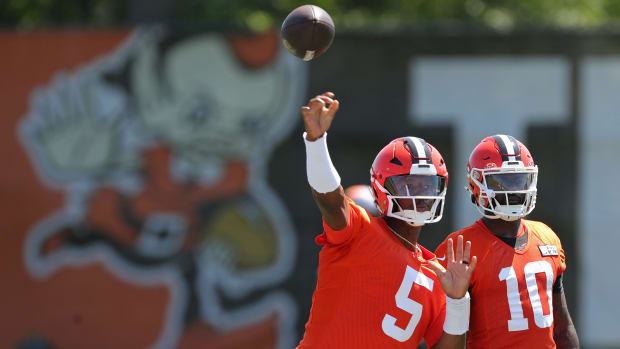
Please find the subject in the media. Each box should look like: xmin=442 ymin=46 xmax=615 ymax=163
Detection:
xmin=0 ymin=0 xmax=128 ymax=28
xmin=2 ymin=0 xmax=620 ymax=31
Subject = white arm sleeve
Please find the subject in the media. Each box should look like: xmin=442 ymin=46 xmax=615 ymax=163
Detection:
xmin=443 ymin=292 xmax=471 ymax=335
xmin=303 ymin=132 xmax=341 ymax=194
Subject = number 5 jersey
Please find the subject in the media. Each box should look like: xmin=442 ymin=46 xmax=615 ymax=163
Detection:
xmin=296 ymin=200 xmax=447 ymax=349
xmin=435 ymin=219 xmax=566 ymax=349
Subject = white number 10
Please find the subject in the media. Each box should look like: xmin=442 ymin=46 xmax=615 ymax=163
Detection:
xmin=382 ymin=265 xmax=434 ymax=342
xmin=498 ymin=260 xmax=554 ymax=332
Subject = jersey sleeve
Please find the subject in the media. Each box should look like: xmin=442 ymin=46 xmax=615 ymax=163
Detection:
xmin=530 ymin=220 xmax=567 ymax=276
xmin=542 ymin=222 xmax=566 ymax=275
xmin=424 ymin=296 xmax=446 ymax=347
xmin=316 ymin=199 xmax=371 ymax=246
xmin=557 ymin=243 xmax=567 ymax=275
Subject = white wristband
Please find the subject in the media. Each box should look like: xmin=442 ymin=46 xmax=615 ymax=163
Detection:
xmin=443 ymin=292 xmax=470 ymax=335
xmin=303 ymin=132 xmax=341 ymax=193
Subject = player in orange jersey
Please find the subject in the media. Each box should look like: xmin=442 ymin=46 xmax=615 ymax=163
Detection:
xmin=435 ymin=135 xmax=580 ymax=349
xmin=296 ymin=91 xmax=477 ymax=349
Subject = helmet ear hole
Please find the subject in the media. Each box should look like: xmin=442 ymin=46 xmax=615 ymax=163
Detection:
xmin=470 ymin=194 xmax=476 ymax=204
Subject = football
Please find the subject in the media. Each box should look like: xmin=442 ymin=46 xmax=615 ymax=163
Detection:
xmin=281 ymin=5 xmax=335 ymax=61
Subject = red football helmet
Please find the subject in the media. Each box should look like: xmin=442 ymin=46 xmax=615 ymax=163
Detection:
xmin=467 ymin=135 xmax=538 ymax=221
xmin=370 ymin=137 xmax=448 ymax=225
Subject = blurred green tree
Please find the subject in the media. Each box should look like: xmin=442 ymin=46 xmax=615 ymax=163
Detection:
xmin=0 ymin=0 xmax=128 ymax=27
xmin=2 ymin=0 xmax=620 ymax=31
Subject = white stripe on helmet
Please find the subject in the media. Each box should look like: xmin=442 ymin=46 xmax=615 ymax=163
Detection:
xmin=408 ymin=137 xmax=428 ymax=165
xmin=498 ymin=134 xmax=517 ymax=162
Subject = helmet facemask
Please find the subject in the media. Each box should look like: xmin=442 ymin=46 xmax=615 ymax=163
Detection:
xmin=374 ymin=173 xmax=447 ymax=226
xmin=469 ymin=166 xmax=538 ymax=221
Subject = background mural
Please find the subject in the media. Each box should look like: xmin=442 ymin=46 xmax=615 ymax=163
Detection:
xmin=2 ymin=29 xmax=305 ymax=349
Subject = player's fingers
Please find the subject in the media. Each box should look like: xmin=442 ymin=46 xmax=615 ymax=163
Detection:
xmin=447 ymin=238 xmax=454 ymax=263
xmin=301 ymin=106 xmax=312 ymax=119
xmin=468 ymin=256 xmax=478 ymax=274
xmin=321 ymin=91 xmax=335 ymax=98
xmin=312 ymin=96 xmax=326 ymax=104
xmin=308 ymin=97 xmax=325 ymax=110
xmin=317 ymin=96 xmax=334 ymax=112
xmin=302 ymin=106 xmax=318 ymax=120
xmin=463 ymin=240 xmax=471 ymax=264
xmin=316 ymin=95 xmax=334 ymax=104
xmin=428 ymin=260 xmax=446 ymax=275
xmin=326 ymin=100 xmax=339 ymax=118
xmin=456 ymin=235 xmax=464 ymax=263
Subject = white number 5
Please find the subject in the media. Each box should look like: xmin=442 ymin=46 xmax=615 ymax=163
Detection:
xmin=382 ymin=265 xmax=434 ymax=342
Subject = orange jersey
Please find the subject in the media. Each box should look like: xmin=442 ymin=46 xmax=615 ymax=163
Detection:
xmin=297 ymin=200 xmax=446 ymax=349
xmin=435 ymin=219 xmax=566 ymax=349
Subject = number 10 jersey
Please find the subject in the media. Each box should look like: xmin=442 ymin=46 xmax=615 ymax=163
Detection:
xmin=435 ymin=219 xmax=567 ymax=349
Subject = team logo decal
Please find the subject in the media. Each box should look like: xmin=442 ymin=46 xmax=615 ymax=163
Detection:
xmin=538 ymin=245 xmax=559 ymax=257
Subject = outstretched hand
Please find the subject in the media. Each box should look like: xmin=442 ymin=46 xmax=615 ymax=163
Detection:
xmin=301 ymin=92 xmax=340 ymax=141
xmin=428 ymin=235 xmax=477 ymax=299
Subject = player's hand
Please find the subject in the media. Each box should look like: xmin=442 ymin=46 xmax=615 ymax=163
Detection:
xmin=301 ymin=92 xmax=340 ymax=141
xmin=428 ymin=235 xmax=477 ymax=299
